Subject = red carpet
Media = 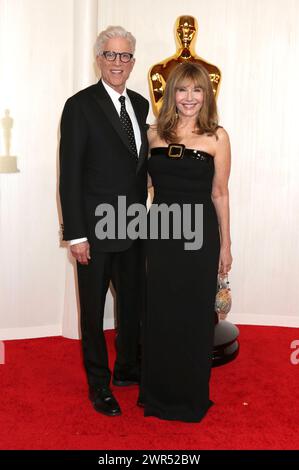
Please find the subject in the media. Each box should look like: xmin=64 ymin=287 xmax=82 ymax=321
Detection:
xmin=0 ymin=325 xmax=298 ymax=450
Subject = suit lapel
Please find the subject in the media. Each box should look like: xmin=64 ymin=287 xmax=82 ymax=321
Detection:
xmin=92 ymin=81 xmax=132 ymax=152
xmin=92 ymin=81 xmax=147 ymax=172
xmin=128 ymin=90 xmax=148 ymax=173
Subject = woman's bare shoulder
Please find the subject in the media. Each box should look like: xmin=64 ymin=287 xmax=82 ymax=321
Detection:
xmin=147 ymin=124 xmax=159 ymax=146
xmin=147 ymin=123 xmax=157 ymax=136
xmin=214 ymin=126 xmax=231 ymax=161
xmin=216 ymin=126 xmax=230 ymax=142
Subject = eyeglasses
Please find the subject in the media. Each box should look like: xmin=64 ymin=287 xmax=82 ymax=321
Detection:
xmin=100 ymin=51 xmax=134 ymax=63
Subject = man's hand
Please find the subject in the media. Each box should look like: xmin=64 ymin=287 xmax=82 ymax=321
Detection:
xmin=70 ymin=241 xmax=91 ymax=265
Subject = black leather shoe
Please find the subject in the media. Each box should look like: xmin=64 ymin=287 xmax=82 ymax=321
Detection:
xmin=89 ymin=387 xmax=121 ymax=416
xmin=112 ymin=371 xmax=140 ymax=387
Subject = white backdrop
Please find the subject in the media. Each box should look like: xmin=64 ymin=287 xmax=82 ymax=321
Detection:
xmin=0 ymin=0 xmax=298 ymax=340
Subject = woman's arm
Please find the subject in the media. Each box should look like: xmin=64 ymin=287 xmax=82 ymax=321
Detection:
xmin=211 ymin=127 xmax=233 ymax=274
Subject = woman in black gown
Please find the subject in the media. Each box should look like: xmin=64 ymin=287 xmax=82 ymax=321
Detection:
xmin=140 ymin=63 xmax=232 ymax=422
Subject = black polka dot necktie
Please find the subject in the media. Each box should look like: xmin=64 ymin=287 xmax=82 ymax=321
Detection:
xmin=119 ymin=96 xmax=138 ymax=159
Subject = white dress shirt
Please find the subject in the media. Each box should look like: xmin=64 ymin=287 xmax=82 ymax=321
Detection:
xmin=70 ymin=79 xmax=142 ymax=246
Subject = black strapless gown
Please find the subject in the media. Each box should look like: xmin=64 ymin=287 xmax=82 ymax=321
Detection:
xmin=141 ymin=146 xmax=220 ymax=423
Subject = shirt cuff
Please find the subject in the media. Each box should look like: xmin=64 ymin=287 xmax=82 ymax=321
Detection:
xmin=69 ymin=237 xmax=88 ymax=246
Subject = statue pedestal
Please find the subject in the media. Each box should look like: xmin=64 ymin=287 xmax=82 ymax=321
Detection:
xmin=0 ymin=156 xmax=19 ymax=173
xmin=212 ymin=314 xmax=240 ymax=367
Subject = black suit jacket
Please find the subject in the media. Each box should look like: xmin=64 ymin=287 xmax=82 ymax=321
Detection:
xmin=59 ymin=81 xmax=149 ymax=252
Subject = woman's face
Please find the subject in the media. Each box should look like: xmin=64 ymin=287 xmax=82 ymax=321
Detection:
xmin=175 ymin=80 xmax=204 ymax=119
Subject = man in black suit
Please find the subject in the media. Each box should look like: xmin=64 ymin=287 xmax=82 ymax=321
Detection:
xmin=59 ymin=26 xmax=149 ymax=416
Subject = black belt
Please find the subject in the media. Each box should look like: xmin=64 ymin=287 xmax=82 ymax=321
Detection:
xmin=150 ymin=144 xmax=213 ymax=161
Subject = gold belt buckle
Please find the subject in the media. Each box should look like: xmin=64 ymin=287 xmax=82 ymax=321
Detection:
xmin=167 ymin=144 xmax=185 ymax=159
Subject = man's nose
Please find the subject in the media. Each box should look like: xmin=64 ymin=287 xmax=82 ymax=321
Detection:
xmin=115 ymin=54 xmax=121 ymax=65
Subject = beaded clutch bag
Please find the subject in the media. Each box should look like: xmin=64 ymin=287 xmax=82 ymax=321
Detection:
xmin=215 ymin=274 xmax=232 ymax=315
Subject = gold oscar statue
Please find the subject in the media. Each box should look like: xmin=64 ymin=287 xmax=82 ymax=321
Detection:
xmin=149 ymin=15 xmax=221 ymax=116
xmin=0 ymin=109 xmax=19 ymax=173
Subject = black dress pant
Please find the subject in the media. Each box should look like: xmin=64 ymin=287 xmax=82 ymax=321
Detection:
xmin=77 ymin=240 xmax=145 ymax=389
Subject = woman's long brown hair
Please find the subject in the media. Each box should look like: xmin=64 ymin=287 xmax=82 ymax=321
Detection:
xmin=157 ymin=62 xmax=219 ymax=143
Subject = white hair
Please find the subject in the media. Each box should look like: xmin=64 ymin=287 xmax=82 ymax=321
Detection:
xmin=94 ymin=26 xmax=136 ymax=57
